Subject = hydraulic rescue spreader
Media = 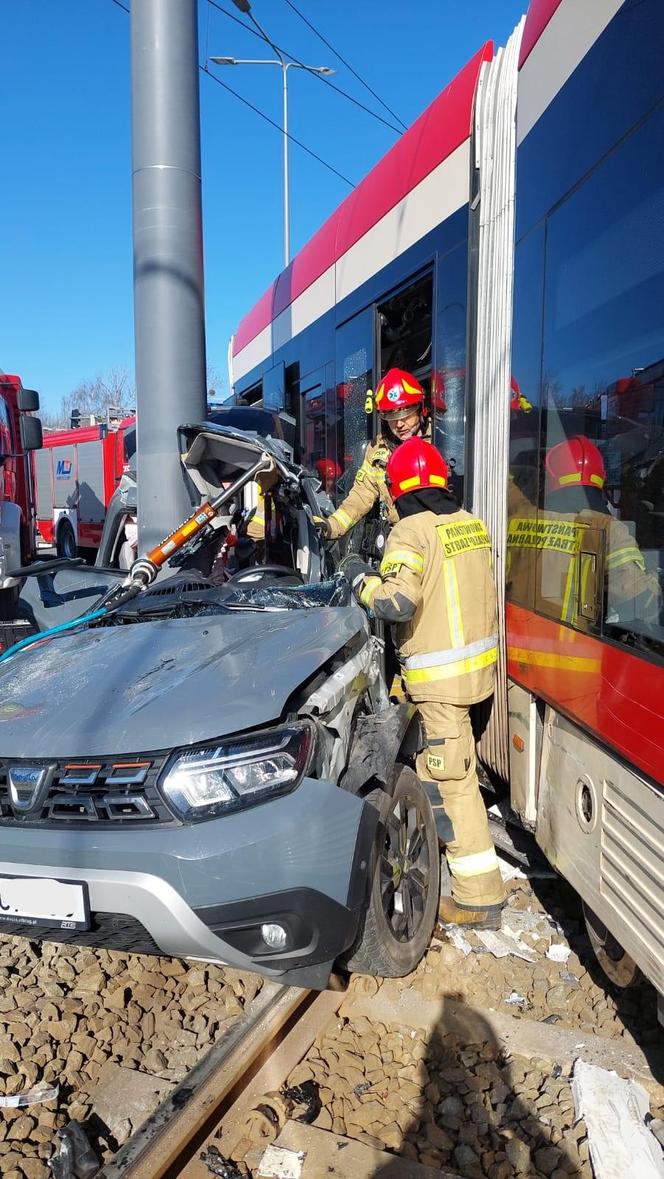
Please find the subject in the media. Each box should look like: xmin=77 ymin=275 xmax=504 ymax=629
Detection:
xmin=0 ymin=452 xmax=276 ymax=663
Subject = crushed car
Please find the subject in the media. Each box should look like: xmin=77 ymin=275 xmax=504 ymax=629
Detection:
xmin=0 ymin=421 xmax=439 ymax=988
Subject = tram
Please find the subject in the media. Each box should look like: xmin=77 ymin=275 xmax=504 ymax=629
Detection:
xmin=230 ymin=0 xmax=664 ymax=1007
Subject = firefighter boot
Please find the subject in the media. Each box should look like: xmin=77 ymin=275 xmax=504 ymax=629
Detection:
xmin=437 ymin=895 xmax=503 ymax=931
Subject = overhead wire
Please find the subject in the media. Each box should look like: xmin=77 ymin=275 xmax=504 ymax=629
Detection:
xmin=206 ymin=0 xmax=404 ymax=136
xmin=201 ymin=65 xmax=355 ymax=187
xmin=280 ymin=0 xmax=408 ymax=132
xmin=108 ymin=0 xmax=355 ymax=188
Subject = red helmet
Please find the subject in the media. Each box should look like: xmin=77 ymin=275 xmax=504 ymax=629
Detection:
xmin=545 ymin=436 xmax=606 ymax=491
xmin=314 ymin=457 xmax=341 ymax=482
xmin=386 ymin=438 xmax=449 ymax=501
xmin=374 ymin=368 xmax=424 ymax=419
xmin=431 ymin=370 xmax=447 ymax=414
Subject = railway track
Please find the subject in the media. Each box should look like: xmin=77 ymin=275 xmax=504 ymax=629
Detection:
xmin=89 ymin=868 xmax=664 ymax=1179
xmin=98 ymin=982 xmax=345 ymax=1179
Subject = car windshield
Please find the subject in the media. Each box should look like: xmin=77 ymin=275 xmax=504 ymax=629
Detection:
xmin=94 ymin=573 xmax=351 ymax=624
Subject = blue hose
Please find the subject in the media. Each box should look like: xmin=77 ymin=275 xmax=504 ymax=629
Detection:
xmin=0 ymin=607 xmax=108 ymax=665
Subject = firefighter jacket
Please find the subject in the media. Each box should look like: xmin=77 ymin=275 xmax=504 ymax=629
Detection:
xmin=506 ymin=505 xmax=660 ymax=628
xmin=326 ymin=422 xmax=432 ymax=539
xmin=359 ymin=508 xmax=498 ymax=706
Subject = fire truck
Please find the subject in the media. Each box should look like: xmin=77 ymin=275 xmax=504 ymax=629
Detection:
xmin=36 ymin=415 xmax=135 ymax=559
xmin=0 ymin=373 xmax=43 ymax=618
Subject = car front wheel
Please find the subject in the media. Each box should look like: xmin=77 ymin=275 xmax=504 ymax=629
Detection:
xmin=344 ymin=765 xmax=439 ymax=978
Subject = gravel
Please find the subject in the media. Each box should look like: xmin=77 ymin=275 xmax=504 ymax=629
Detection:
xmin=417 ymin=875 xmax=662 ymax=1044
xmin=0 ymin=934 xmax=263 ymax=1177
xmin=289 ymin=1014 xmax=595 ymax=1177
xmin=1 ymin=867 xmax=661 ymax=1178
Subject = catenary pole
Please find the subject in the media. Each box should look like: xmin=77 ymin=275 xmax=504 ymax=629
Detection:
xmin=131 ymin=0 xmax=208 ymax=549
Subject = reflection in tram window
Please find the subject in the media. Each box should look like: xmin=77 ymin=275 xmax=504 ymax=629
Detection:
xmin=509 ymin=101 xmax=664 ymax=662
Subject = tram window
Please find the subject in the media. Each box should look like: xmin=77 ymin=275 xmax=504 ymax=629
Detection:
xmin=284 ymin=362 xmax=299 ymax=419
xmin=507 ymin=226 xmax=545 ymax=612
xmin=538 ymin=103 xmax=664 ymax=658
xmin=263 ymin=363 xmax=284 ymax=411
xmin=378 ymin=273 xmax=433 ymax=386
xmin=300 ymin=369 xmax=330 ymax=469
xmin=434 ymin=243 xmax=469 ymax=506
xmin=335 ymin=309 xmax=373 ymax=503
xmin=239 ymin=381 xmax=262 ymax=406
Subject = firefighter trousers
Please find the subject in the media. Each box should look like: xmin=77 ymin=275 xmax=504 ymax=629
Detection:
xmin=415 ymin=699 xmax=505 ymax=909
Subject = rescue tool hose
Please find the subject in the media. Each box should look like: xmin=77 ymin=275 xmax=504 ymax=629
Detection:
xmin=0 ymin=608 xmax=108 ymax=664
xmin=0 ymin=452 xmax=277 ymax=664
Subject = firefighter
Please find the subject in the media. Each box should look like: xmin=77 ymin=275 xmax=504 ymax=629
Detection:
xmin=316 ymin=368 xmax=430 ymax=541
xmin=314 ymin=457 xmax=342 ymax=497
xmin=355 ymin=438 xmax=506 ymax=929
xmin=507 ymin=436 xmax=660 ymax=627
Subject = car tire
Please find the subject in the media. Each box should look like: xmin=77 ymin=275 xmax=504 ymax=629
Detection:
xmin=56 ymin=520 xmax=77 ymax=560
xmin=344 ymin=765 xmax=439 ymax=978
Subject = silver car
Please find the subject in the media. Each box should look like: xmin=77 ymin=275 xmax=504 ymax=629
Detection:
xmin=0 ymin=423 xmax=439 ymax=988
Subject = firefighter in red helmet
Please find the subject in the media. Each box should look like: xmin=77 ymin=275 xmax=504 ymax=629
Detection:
xmin=314 ymin=457 xmax=342 ymax=496
xmin=316 ymin=368 xmax=431 ymax=540
xmin=507 ymin=435 xmax=660 ymax=626
xmin=355 ymin=438 xmax=506 ymax=929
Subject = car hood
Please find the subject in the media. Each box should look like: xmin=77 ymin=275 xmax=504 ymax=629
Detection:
xmin=0 ymin=607 xmax=367 ymax=757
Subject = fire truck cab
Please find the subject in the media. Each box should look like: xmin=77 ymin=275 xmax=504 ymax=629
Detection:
xmin=0 ymin=374 xmax=43 ymax=617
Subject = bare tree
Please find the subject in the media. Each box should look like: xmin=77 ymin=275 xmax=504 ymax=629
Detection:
xmin=42 ymin=368 xmax=135 ymax=430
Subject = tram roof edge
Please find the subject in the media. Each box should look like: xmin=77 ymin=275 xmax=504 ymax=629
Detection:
xmin=519 ymin=0 xmax=564 ymax=69
xmin=233 ymin=41 xmax=494 ymax=359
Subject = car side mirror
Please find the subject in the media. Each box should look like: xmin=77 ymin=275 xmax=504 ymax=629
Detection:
xmin=20 ymin=415 xmax=43 ymax=452
xmin=17 ymin=388 xmax=40 ymax=413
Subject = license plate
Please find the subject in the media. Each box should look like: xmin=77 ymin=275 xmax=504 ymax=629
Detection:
xmin=0 ymin=875 xmax=90 ymax=931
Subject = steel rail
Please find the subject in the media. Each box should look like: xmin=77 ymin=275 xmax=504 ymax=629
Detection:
xmin=98 ymin=981 xmax=313 ymax=1179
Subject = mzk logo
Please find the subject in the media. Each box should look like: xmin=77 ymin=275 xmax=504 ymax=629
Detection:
xmin=56 ymin=458 xmax=73 ymax=478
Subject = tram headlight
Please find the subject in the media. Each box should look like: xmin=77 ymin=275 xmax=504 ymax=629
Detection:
xmin=160 ymin=722 xmax=315 ymax=821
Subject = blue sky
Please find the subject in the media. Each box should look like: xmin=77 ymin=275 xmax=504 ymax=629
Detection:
xmin=1 ymin=0 xmax=525 ymax=413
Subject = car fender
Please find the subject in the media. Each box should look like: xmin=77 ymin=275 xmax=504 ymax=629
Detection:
xmin=339 ymin=702 xmax=424 ymax=798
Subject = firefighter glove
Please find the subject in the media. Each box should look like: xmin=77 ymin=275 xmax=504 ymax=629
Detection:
xmin=339 ymin=554 xmax=374 ymax=590
xmin=313 ymin=515 xmax=333 ymax=540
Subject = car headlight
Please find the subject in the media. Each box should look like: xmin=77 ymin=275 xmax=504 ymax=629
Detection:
xmin=160 ymin=722 xmax=315 ymax=821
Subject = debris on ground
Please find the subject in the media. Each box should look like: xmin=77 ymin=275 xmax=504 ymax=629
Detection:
xmin=200 ymin=1144 xmax=250 ymax=1178
xmin=0 ymin=1084 xmax=59 ymax=1109
xmin=256 ymin=1144 xmax=306 ymax=1179
xmin=475 ymin=928 xmax=536 ymax=962
xmin=48 ymin=1120 xmax=98 ymax=1179
xmin=571 ymin=1060 xmax=664 ymax=1179
xmin=0 ymin=933 xmax=264 ymax=1175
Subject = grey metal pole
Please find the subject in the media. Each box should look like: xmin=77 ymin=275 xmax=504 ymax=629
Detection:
xmin=282 ymin=62 xmax=290 ymax=268
xmin=131 ymin=0 xmax=208 ymax=551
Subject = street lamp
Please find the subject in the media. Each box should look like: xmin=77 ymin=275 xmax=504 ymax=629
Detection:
xmin=210 ymin=7 xmax=334 ymax=267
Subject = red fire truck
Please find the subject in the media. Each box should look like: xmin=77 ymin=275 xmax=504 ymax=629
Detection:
xmin=0 ymin=373 xmax=43 ymax=617
xmin=36 ymin=416 xmax=135 ymax=559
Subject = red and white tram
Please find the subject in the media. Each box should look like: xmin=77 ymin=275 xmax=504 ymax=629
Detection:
xmin=230 ymin=0 xmax=664 ymax=1006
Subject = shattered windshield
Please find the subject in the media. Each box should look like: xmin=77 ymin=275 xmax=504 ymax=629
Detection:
xmin=221 ymin=575 xmax=350 ymax=612
xmin=89 ymin=572 xmax=351 ymax=626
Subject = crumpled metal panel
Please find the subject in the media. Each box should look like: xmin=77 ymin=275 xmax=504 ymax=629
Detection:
xmin=0 ymin=605 xmax=367 ymax=757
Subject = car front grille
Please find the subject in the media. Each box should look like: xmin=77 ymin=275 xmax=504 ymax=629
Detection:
xmin=0 ymin=755 xmax=178 ymax=827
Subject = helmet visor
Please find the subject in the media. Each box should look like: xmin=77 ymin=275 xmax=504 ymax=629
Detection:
xmin=380 ymin=405 xmax=421 ymax=424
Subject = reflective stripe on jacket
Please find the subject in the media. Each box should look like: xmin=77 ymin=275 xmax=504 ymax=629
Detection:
xmin=361 ymin=508 xmax=498 ymax=705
